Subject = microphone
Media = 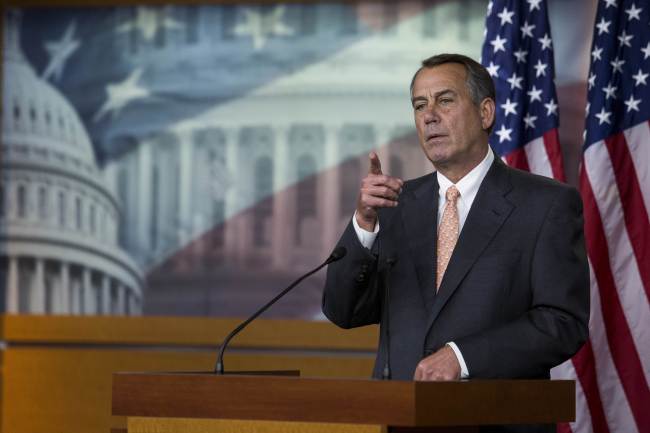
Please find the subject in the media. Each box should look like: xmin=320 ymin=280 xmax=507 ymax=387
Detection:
xmin=214 ymin=246 xmax=347 ymax=374
xmin=381 ymin=256 xmax=397 ymax=380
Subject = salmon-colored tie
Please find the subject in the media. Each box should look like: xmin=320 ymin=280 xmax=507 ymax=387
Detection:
xmin=436 ymin=186 xmax=460 ymax=290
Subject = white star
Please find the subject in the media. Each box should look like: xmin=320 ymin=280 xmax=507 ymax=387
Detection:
xmin=588 ymin=73 xmax=597 ymax=90
xmin=618 ymin=30 xmax=633 ymax=47
xmin=527 ymin=85 xmax=543 ymax=103
xmin=234 ymin=5 xmax=294 ymax=50
xmin=585 ymin=103 xmax=591 ymax=118
xmin=602 ymin=82 xmax=617 ymax=99
xmin=520 ymin=21 xmax=536 ymax=38
xmin=491 ymin=34 xmax=507 ymax=53
xmin=642 ymin=42 xmax=650 ymax=59
xmin=501 ymin=98 xmax=518 ymax=116
xmin=523 ymin=113 xmax=538 ymax=129
xmin=592 ymin=46 xmax=603 ymax=61
xmin=513 ymin=49 xmax=528 ymax=63
xmin=116 ymin=7 xmax=183 ymax=42
xmin=625 ymin=3 xmax=643 ymax=21
xmin=41 ymin=21 xmax=80 ymax=82
xmin=632 ymin=68 xmax=649 ymax=86
xmin=486 ymin=61 xmax=500 ymax=77
xmin=527 ymin=0 xmax=542 ymax=11
xmin=507 ymin=73 xmax=523 ymax=90
xmin=603 ymin=0 xmax=617 ymax=8
xmin=93 ymin=69 xmax=150 ymax=122
xmin=624 ymin=94 xmax=641 ymax=112
xmin=595 ymin=108 xmax=612 ymax=125
xmin=596 ymin=18 xmax=611 ymax=35
xmin=487 ymin=1 xmax=494 ymax=15
xmin=538 ymin=33 xmax=552 ymax=50
xmin=498 ymin=7 xmax=515 ymax=25
xmin=534 ymin=60 xmax=548 ymax=77
xmin=495 ymin=124 xmax=512 ymax=143
xmin=544 ymin=99 xmax=558 ymax=116
xmin=610 ymin=57 xmax=625 ymax=74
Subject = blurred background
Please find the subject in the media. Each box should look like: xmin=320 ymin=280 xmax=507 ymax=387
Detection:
xmin=1 ymin=0 xmax=596 ymax=321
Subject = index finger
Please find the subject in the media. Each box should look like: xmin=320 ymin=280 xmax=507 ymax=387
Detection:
xmin=368 ymin=152 xmax=383 ymax=175
xmin=368 ymin=174 xmax=403 ymax=192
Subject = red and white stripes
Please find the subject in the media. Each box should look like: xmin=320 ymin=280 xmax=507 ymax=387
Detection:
xmin=552 ymin=120 xmax=650 ymax=433
xmin=502 ymin=128 xmax=565 ymax=181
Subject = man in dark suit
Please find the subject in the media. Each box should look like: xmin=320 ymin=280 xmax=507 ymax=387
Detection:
xmin=322 ymin=54 xmax=589 ymax=389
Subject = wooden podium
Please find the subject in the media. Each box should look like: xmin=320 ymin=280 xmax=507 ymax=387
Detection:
xmin=112 ymin=372 xmax=575 ymax=433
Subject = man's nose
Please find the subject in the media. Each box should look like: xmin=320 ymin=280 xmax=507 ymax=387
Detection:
xmin=423 ymin=107 xmax=439 ymax=124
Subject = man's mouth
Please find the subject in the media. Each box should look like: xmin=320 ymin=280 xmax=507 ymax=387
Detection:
xmin=427 ymin=133 xmax=447 ymax=141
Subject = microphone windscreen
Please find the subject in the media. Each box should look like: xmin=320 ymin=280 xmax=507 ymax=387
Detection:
xmin=327 ymin=246 xmax=347 ymax=263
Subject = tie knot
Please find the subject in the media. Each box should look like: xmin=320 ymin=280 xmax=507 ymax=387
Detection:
xmin=446 ymin=186 xmax=460 ymax=203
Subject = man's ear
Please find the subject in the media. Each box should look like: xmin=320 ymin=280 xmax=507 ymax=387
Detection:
xmin=479 ymin=98 xmax=496 ymax=131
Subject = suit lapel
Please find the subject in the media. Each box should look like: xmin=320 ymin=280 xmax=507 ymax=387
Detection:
xmin=400 ymin=174 xmax=438 ymax=310
xmin=426 ymin=159 xmax=515 ymax=333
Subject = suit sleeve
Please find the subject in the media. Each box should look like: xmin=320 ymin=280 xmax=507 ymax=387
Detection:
xmin=454 ymin=187 xmax=590 ymax=378
xmin=322 ymin=219 xmax=382 ymax=329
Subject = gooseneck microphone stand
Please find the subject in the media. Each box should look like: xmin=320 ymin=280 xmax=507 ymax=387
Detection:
xmin=214 ymin=246 xmax=347 ymax=375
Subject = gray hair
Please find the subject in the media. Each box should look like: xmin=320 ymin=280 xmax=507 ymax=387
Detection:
xmin=409 ymin=53 xmax=496 ymax=107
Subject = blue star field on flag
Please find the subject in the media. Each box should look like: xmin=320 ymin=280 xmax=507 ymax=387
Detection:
xmin=481 ymin=0 xmax=559 ymax=158
xmin=584 ymin=0 xmax=650 ymax=149
xmin=18 ymin=5 xmax=367 ymax=163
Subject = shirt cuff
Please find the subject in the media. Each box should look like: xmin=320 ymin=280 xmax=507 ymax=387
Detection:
xmin=446 ymin=342 xmax=469 ymax=379
xmin=352 ymin=211 xmax=379 ymax=250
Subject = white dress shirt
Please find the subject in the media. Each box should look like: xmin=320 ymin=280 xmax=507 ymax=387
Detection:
xmin=352 ymin=146 xmax=495 ymax=379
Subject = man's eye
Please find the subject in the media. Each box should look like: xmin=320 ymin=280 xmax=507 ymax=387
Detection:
xmin=415 ymin=104 xmax=426 ymax=111
xmin=439 ymin=98 xmax=452 ymax=104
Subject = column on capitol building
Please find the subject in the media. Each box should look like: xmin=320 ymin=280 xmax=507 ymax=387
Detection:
xmin=136 ymin=138 xmax=153 ymax=262
xmin=271 ymin=126 xmax=290 ymax=270
xmin=101 ymin=274 xmax=111 ymax=315
xmin=116 ymin=282 xmax=126 ymax=315
xmin=7 ymin=257 xmax=19 ymax=313
xmin=174 ymin=129 xmax=195 ymax=271
xmin=321 ymin=124 xmax=340 ymax=260
xmin=82 ymin=267 xmax=95 ymax=315
xmin=29 ymin=257 xmax=45 ymax=314
xmin=177 ymin=129 xmax=194 ymax=246
xmin=223 ymin=126 xmax=240 ymax=266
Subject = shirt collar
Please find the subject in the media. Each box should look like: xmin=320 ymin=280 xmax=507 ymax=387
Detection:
xmin=436 ymin=146 xmax=494 ymax=200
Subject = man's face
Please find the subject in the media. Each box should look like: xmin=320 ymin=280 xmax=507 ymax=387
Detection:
xmin=411 ymin=63 xmax=493 ymax=173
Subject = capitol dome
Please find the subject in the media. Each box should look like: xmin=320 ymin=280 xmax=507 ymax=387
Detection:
xmin=3 ymin=25 xmax=96 ymax=173
xmin=1 ymin=10 xmax=143 ymax=315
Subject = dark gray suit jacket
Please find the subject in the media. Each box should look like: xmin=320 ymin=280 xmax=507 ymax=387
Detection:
xmin=323 ymin=157 xmax=589 ymax=383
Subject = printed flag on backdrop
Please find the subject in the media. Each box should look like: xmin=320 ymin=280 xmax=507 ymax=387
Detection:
xmin=3 ymin=2 xmax=595 ymax=319
xmin=557 ymin=1 xmax=650 ymax=432
xmin=19 ymin=5 xmax=377 ymax=162
xmin=480 ymin=0 xmax=565 ymax=180
xmin=9 ymin=3 xmax=490 ymax=317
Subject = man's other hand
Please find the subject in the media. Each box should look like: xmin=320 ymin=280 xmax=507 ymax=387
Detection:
xmin=355 ymin=152 xmax=403 ymax=231
xmin=413 ymin=345 xmax=461 ymax=381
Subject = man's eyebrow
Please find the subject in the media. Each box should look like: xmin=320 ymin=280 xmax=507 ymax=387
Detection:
xmin=434 ymin=89 xmax=456 ymax=98
xmin=411 ymin=95 xmax=428 ymax=106
xmin=411 ymin=89 xmax=457 ymax=106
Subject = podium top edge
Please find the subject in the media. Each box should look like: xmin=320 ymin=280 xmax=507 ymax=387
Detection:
xmin=112 ymin=371 xmax=575 ymax=385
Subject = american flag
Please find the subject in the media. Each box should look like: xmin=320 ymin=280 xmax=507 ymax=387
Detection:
xmin=480 ymin=0 xmax=565 ymax=180
xmin=555 ymin=1 xmax=650 ymax=432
